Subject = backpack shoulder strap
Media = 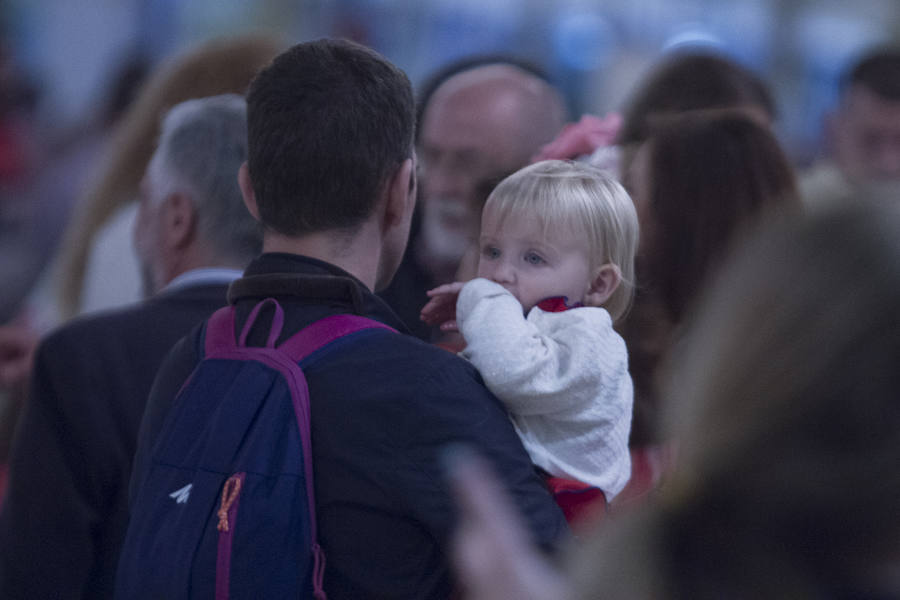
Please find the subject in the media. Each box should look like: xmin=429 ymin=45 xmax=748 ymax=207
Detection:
xmin=205 ymin=298 xmax=291 ymax=356
xmin=276 ymin=313 xmax=397 ymax=363
xmin=277 ymin=312 xmax=395 ymax=600
xmin=204 ymin=306 xmax=237 ymax=355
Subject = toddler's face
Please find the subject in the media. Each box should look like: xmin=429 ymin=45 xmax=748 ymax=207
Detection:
xmin=476 ymin=205 xmax=592 ymax=312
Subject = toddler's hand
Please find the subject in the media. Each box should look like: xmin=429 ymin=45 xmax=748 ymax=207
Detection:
xmin=420 ymin=282 xmax=466 ymax=331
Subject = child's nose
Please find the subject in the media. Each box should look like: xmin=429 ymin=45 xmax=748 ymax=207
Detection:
xmin=489 ymin=260 xmax=515 ymax=284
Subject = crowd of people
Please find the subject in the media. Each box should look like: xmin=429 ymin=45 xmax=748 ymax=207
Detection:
xmin=0 ymin=32 xmax=897 ymax=599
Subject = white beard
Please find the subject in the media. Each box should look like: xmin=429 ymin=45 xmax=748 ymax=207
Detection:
xmin=418 ymin=196 xmax=475 ymax=267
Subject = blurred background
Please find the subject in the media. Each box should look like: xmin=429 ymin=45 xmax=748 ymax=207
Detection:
xmin=0 ymin=0 xmax=898 ymax=320
xmin=4 ymin=0 xmax=899 ymax=163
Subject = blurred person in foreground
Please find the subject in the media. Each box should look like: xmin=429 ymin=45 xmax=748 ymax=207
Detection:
xmin=0 ymin=94 xmax=260 ymax=600
xmin=128 ymin=39 xmax=566 ymax=599
xmin=380 ymin=58 xmax=567 ymax=340
xmin=802 ymin=47 xmax=900 ymax=207
xmin=448 ymin=199 xmax=900 ymax=599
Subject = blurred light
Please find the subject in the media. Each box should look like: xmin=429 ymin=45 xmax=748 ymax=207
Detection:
xmin=552 ymin=10 xmax=616 ymax=72
xmin=794 ymin=10 xmax=886 ymax=73
xmin=662 ymin=23 xmax=724 ymax=53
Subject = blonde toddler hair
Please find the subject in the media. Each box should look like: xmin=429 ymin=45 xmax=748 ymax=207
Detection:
xmin=484 ymin=159 xmax=639 ymax=321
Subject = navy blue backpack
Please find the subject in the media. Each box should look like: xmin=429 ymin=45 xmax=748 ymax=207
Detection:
xmin=116 ymin=298 xmax=394 ymax=599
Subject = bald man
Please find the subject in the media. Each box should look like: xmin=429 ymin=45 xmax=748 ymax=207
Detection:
xmin=380 ymin=61 xmax=567 ymax=339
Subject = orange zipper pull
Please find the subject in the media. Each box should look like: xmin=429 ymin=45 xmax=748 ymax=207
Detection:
xmin=217 ymin=475 xmax=243 ymax=532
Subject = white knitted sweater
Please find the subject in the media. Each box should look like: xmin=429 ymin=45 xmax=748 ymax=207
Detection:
xmin=458 ymin=278 xmax=632 ymax=498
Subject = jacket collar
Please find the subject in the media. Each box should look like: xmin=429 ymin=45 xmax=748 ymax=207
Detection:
xmin=228 ymin=253 xmax=409 ymax=333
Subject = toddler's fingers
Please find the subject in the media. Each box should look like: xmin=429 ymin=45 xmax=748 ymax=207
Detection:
xmin=439 ymin=320 xmax=459 ymax=332
xmin=426 ymin=281 xmax=465 ymax=297
xmin=420 ymin=298 xmax=439 ymax=315
xmin=420 ymin=300 xmax=448 ymax=324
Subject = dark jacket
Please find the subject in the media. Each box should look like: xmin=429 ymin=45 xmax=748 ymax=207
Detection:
xmin=0 ymin=282 xmax=230 ymax=600
xmin=131 ymin=253 xmax=567 ymax=599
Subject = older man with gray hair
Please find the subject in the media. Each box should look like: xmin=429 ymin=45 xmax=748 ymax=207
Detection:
xmin=0 ymin=93 xmax=260 ymax=600
xmin=380 ymin=60 xmax=568 ymax=339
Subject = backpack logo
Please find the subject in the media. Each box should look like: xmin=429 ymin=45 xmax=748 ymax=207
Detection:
xmin=169 ymin=483 xmax=193 ymax=504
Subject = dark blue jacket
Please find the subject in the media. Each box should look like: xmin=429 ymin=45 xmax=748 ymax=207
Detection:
xmin=132 ymin=253 xmax=567 ymax=599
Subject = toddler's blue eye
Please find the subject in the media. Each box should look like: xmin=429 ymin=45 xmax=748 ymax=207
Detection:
xmin=524 ymin=252 xmax=544 ymax=265
xmin=482 ymin=246 xmax=501 ymax=259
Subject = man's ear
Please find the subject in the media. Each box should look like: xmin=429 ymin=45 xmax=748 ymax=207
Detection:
xmin=382 ymin=157 xmax=416 ymax=230
xmin=583 ymin=263 xmax=622 ymax=307
xmin=238 ymin=162 xmax=261 ymax=221
xmin=161 ymin=191 xmax=197 ymax=251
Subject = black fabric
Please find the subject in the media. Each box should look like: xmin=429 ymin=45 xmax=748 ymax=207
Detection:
xmin=0 ymin=283 xmax=229 ymax=600
xmin=132 ymin=253 xmax=568 ymax=600
xmin=377 ymin=250 xmax=436 ymax=341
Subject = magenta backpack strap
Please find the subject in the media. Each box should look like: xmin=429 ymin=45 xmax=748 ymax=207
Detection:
xmin=205 ymin=299 xmax=288 ymax=355
xmin=276 ymin=314 xmax=397 ymax=363
xmin=277 ymin=314 xmax=396 ymax=600
xmin=204 ymin=307 xmax=237 ymax=354
xmin=238 ymin=298 xmax=285 ymax=348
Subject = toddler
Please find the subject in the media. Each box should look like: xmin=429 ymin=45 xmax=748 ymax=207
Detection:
xmin=421 ymin=159 xmax=638 ymax=500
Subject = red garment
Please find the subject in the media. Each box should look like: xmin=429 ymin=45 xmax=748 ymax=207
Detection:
xmin=613 ymin=444 xmax=676 ymax=508
xmin=545 ymin=475 xmax=607 ymax=528
xmin=535 ymin=296 xmax=582 ymax=312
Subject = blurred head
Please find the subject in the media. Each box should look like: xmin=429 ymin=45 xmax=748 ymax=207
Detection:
xmin=59 ymin=33 xmax=284 ymax=316
xmin=243 ymin=39 xmax=416 ymax=289
xmin=664 ymin=202 xmax=900 ymax=595
xmin=478 ymin=160 xmax=638 ymax=319
xmin=617 ymin=51 xmax=775 ymax=177
xmin=831 ymin=48 xmax=900 ymax=182
xmin=629 ymin=111 xmax=799 ymax=323
xmin=134 ymin=94 xmax=260 ymax=295
xmin=417 ymin=63 xmax=567 ymax=277
xmin=572 ymin=201 xmax=900 ymax=598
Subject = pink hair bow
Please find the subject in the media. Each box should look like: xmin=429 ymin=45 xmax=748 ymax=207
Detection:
xmin=531 ymin=113 xmax=622 ymax=162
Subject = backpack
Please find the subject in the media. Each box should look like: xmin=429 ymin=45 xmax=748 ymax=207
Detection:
xmin=115 ymin=298 xmax=395 ymax=599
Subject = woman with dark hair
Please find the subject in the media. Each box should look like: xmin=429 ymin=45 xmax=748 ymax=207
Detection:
xmin=618 ymin=111 xmax=801 ymax=500
xmin=631 ymin=112 xmax=797 ymax=325
xmin=617 ymin=51 xmax=776 ymax=149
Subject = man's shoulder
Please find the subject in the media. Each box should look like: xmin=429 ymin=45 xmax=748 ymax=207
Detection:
xmin=39 ymin=301 xmax=152 ymax=357
xmin=306 ymin=326 xmax=494 ymax=409
xmin=358 ymin=327 xmax=472 ymax=362
xmin=52 ymin=284 xmax=223 ymax=334
xmin=40 ymin=285 xmax=226 ymax=368
xmin=327 ymin=326 xmax=480 ymax=380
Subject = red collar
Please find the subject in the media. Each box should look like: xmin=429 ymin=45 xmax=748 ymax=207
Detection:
xmin=535 ymin=296 xmax=582 ymax=313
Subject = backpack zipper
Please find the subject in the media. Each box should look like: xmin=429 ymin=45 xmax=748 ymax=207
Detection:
xmin=217 ymin=475 xmax=243 ymax=532
xmin=216 ymin=472 xmax=246 ymax=600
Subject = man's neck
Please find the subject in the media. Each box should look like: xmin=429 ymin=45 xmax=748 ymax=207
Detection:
xmin=261 ymin=223 xmax=382 ymax=291
xmin=156 ymin=244 xmax=242 ymax=295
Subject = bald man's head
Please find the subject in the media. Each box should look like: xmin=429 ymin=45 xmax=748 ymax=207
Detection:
xmin=417 ymin=63 xmax=566 ymax=278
